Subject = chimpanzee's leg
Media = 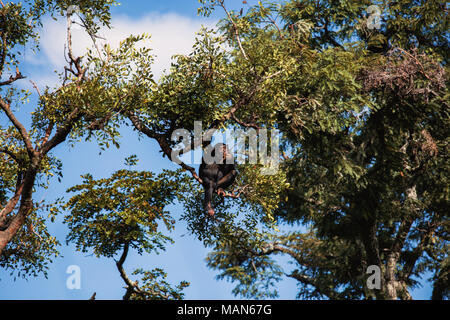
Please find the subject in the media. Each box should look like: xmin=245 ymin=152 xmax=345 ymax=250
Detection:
xmin=202 ymin=177 xmax=216 ymax=217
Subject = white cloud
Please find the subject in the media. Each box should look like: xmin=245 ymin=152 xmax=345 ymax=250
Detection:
xmin=24 ymin=12 xmax=216 ymax=91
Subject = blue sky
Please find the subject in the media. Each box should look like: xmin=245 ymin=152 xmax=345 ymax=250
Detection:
xmin=0 ymin=0 xmax=433 ymax=300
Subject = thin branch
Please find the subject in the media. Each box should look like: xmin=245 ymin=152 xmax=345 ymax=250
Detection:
xmin=266 ymin=15 xmax=284 ymax=39
xmin=230 ymin=112 xmax=262 ymax=130
xmin=29 ymin=80 xmax=42 ymax=97
xmin=115 ymin=242 xmax=172 ymax=300
xmin=38 ymin=122 xmax=54 ymax=147
xmin=391 ymin=217 xmax=414 ymax=255
xmin=29 ymin=223 xmax=43 ymax=245
xmin=218 ymin=0 xmax=248 ymax=60
xmin=78 ymin=15 xmax=105 ymax=61
xmin=0 ymin=67 xmax=25 ymax=86
xmin=288 ymin=270 xmax=341 ymax=300
xmin=66 ymin=16 xmax=86 ymax=84
xmin=115 ymin=243 xmax=145 ymax=300
xmin=66 ymin=14 xmax=75 ymax=63
xmin=394 ymin=47 xmax=432 ymax=82
xmin=322 ymin=17 xmax=343 ymax=49
xmin=127 ymin=112 xmax=203 ymax=184
xmin=217 ymin=184 xmax=249 ymax=199
xmin=400 ymin=223 xmax=436 ymax=281
xmin=0 ymin=148 xmax=19 ymax=164
xmin=212 ymin=69 xmax=284 ymax=130
xmin=29 ymin=80 xmax=56 ymax=148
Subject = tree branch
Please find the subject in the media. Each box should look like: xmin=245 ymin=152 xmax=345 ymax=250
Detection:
xmin=115 ymin=242 xmax=172 ymax=300
xmin=266 ymin=14 xmax=284 ymax=39
xmin=0 ymin=67 xmax=25 ymax=86
xmin=0 ymin=148 xmax=19 ymax=164
xmin=230 ymin=112 xmax=262 ymax=130
xmin=211 ymin=69 xmax=284 ymax=130
xmin=116 ymin=243 xmax=137 ymax=289
xmin=391 ymin=217 xmax=414 ymax=255
xmin=400 ymin=223 xmax=435 ymax=281
xmin=0 ymin=97 xmax=36 ymax=158
xmin=322 ymin=17 xmax=343 ymax=49
xmin=115 ymin=242 xmax=143 ymax=300
xmin=218 ymin=0 xmax=248 ymax=60
xmin=127 ymin=112 xmax=203 ymax=184
xmin=39 ymin=108 xmax=81 ymax=155
xmin=217 ymin=184 xmax=249 ymax=199
xmin=288 ymin=270 xmax=341 ymax=300
xmin=66 ymin=16 xmax=86 ymax=84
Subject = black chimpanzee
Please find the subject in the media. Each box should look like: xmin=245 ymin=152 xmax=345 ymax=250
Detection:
xmin=199 ymin=143 xmax=237 ymax=217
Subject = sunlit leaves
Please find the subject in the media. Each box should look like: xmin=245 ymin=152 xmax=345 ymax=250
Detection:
xmin=63 ymin=169 xmax=181 ymax=258
xmin=130 ymin=268 xmax=190 ymax=300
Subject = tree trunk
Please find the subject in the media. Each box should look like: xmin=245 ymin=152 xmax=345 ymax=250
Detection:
xmin=385 ymin=251 xmax=400 ymax=300
xmin=0 ymin=166 xmax=38 ymax=255
xmin=381 ymin=184 xmax=418 ymax=300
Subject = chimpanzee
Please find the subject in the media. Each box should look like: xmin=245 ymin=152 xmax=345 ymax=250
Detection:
xmin=199 ymin=143 xmax=237 ymax=217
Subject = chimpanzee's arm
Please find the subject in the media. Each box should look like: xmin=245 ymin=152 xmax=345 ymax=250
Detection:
xmin=217 ymin=168 xmax=237 ymax=189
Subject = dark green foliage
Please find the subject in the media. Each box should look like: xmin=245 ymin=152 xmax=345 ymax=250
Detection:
xmin=198 ymin=0 xmax=449 ymax=300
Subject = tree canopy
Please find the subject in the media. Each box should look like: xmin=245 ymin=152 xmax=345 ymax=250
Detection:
xmin=0 ymin=0 xmax=448 ymax=300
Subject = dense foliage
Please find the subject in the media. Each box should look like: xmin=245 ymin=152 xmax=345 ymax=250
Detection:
xmin=1 ymin=0 xmax=448 ymax=300
xmin=196 ymin=0 xmax=449 ymax=300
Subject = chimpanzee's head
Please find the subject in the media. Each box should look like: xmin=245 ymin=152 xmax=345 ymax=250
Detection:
xmin=207 ymin=143 xmax=233 ymax=165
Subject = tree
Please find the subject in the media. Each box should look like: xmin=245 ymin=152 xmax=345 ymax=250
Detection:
xmin=192 ymin=0 xmax=449 ymax=300
xmin=0 ymin=0 xmax=113 ymax=275
xmin=61 ymin=158 xmax=189 ymax=299
xmin=0 ymin=0 xmax=165 ymax=284
xmin=1 ymin=0 xmax=447 ymax=301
